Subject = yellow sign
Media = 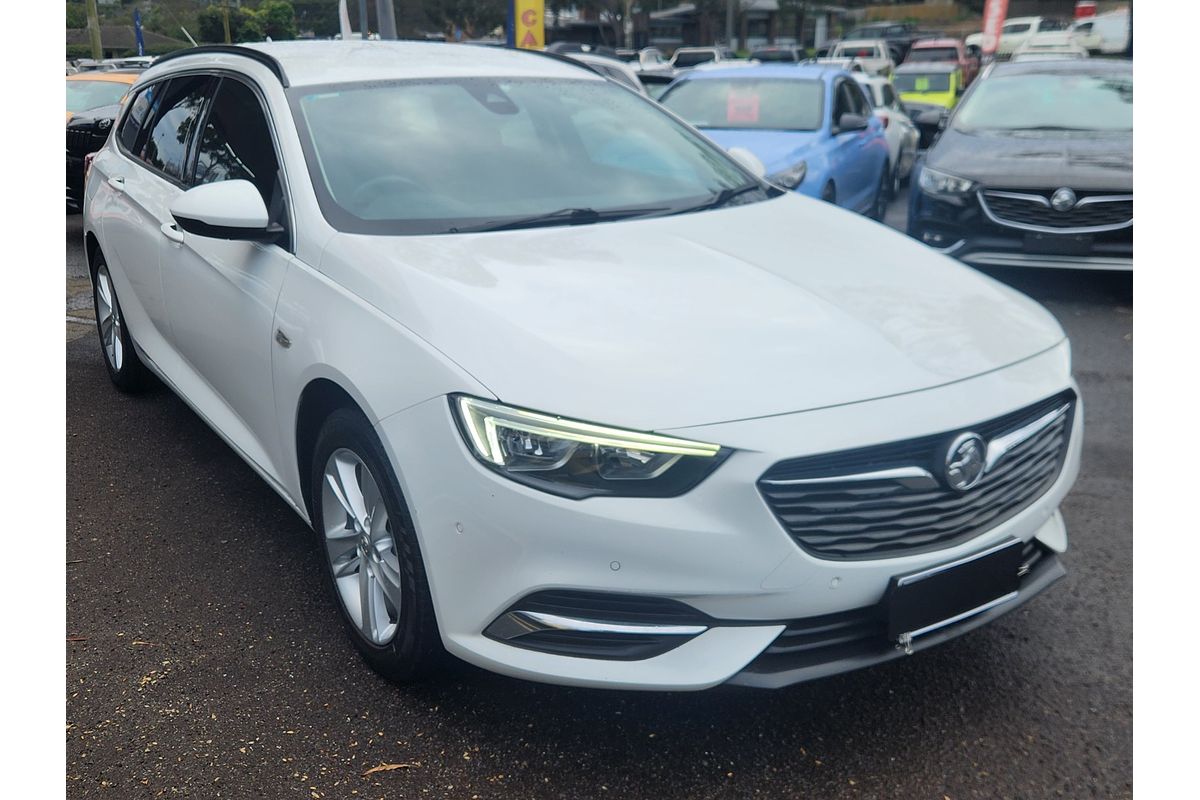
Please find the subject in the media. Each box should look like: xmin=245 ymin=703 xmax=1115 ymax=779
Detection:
xmin=514 ymin=0 xmax=544 ymax=50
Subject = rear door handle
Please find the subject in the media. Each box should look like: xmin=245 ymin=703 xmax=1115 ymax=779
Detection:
xmin=160 ymin=223 xmax=184 ymax=244
xmin=107 ymin=175 xmax=125 ymax=192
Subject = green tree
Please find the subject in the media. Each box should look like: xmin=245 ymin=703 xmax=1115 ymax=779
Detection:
xmin=421 ymin=0 xmax=506 ymax=39
xmin=261 ymin=1 xmax=299 ymax=40
xmin=66 ymin=2 xmax=88 ymax=29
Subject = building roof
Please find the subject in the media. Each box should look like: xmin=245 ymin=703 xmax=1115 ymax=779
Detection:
xmin=144 ymin=41 xmax=603 ymax=88
xmin=66 ymin=26 xmax=188 ymax=51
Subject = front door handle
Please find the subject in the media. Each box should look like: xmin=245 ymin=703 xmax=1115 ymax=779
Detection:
xmin=160 ymin=223 xmax=184 ymax=243
xmin=107 ymin=175 xmax=125 ymax=192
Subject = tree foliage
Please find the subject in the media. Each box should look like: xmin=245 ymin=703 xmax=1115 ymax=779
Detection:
xmin=421 ymin=0 xmax=506 ymax=39
xmin=197 ymin=1 xmax=298 ymax=44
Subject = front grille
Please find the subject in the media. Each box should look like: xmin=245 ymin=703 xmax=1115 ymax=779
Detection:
xmin=758 ymin=391 xmax=1075 ymax=560
xmin=66 ymin=127 xmax=106 ymax=157
xmin=980 ymin=190 xmax=1131 ymax=231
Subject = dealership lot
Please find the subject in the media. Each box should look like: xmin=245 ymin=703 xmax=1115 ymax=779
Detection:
xmin=65 ymin=197 xmax=1130 ymax=798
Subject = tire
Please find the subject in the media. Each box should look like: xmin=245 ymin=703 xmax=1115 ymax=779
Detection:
xmin=821 ymin=181 xmax=836 ymax=204
xmin=871 ymin=162 xmax=891 ymax=221
xmin=92 ymin=253 xmax=150 ymax=393
xmin=310 ymin=407 xmax=442 ymax=683
xmin=890 ymin=162 xmax=902 ymax=199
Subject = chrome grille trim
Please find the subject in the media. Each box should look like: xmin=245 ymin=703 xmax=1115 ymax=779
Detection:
xmin=757 ymin=392 xmax=1075 ymax=560
xmin=978 ymin=189 xmax=1132 ymax=234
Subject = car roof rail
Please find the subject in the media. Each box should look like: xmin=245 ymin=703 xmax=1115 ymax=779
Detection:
xmin=151 ymin=44 xmax=289 ymax=87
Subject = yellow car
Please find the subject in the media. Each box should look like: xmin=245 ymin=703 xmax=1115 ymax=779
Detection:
xmin=66 ymin=70 xmax=140 ymax=122
xmin=893 ymin=62 xmax=963 ymax=111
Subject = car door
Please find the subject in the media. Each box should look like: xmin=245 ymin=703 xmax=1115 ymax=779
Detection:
xmin=825 ymin=79 xmax=861 ymax=208
xmin=157 ymin=75 xmax=296 ymax=480
xmin=835 ymin=79 xmax=875 ymax=210
xmin=99 ymin=77 xmax=211 ymax=363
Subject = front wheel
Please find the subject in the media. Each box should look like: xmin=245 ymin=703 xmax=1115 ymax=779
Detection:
xmin=311 ymin=408 xmax=442 ymax=683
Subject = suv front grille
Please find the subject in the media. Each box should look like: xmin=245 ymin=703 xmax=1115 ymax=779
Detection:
xmin=980 ymin=190 xmax=1132 ymax=231
xmin=66 ymin=127 xmax=107 ymax=157
xmin=757 ymin=391 xmax=1075 ymax=560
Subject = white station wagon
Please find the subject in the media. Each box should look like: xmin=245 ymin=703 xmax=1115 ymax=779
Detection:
xmin=82 ymin=42 xmax=1081 ymax=690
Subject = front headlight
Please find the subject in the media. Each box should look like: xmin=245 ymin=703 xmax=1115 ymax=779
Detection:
xmin=767 ymin=160 xmax=807 ymax=189
xmin=917 ymin=166 xmax=977 ymax=198
xmin=450 ymin=395 xmax=729 ymax=498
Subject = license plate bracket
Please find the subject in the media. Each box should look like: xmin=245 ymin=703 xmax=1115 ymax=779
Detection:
xmin=884 ymin=538 xmax=1024 ymax=642
xmin=1024 ymin=231 xmax=1094 ymax=255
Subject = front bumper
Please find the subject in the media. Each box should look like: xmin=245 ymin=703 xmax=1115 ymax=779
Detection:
xmin=374 ymin=344 xmax=1080 ymax=690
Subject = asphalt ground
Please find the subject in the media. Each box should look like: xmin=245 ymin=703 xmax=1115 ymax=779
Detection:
xmin=65 ymin=195 xmax=1132 ymax=799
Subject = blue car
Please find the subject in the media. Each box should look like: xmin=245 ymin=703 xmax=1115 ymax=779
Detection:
xmin=660 ymin=64 xmax=892 ymax=218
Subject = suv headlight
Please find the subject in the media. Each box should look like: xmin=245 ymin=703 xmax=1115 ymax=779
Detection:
xmin=767 ymin=160 xmax=807 ymax=189
xmin=917 ymin=166 xmax=977 ymax=198
xmin=450 ymin=395 xmax=729 ymax=499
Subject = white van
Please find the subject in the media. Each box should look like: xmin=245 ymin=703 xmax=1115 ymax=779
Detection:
xmin=1070 ymin=10 xmax=1130 ymax=55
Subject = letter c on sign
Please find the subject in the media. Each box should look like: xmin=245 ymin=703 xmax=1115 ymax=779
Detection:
xmin=522 ymin=9 xmax=537 ymax=27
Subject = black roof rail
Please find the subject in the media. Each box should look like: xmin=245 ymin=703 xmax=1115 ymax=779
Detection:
xmin=151 ymin=44 xmax=289 ymax=87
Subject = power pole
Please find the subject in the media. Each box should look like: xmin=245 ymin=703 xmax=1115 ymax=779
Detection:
xmin=358 ymin=0 xmax=370 ymax=38
xmin=86 ymin=0 xmax=103 ymax=60
xmin=725 ymin=0 xmax=734 ymax=48
xmin=223 ymin=1 xmax=232 ymax=44
xmin=376 ymin=0 xmax=397 ymax=39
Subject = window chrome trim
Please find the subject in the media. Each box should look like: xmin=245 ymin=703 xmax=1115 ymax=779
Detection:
xmin=977 ymin=189 xmax=1132 ymax=234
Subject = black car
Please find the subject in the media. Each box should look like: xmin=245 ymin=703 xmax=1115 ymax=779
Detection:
xmin=66 ymin=103 xmax=120 ymax=212
xmin=907 ymin=59 xmax=1131 ymax=271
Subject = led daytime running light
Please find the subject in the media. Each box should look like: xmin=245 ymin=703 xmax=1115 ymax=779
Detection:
xmin=456 ymin=396 xmax=721 ymax=466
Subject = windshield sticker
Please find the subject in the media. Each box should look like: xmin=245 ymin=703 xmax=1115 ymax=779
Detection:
xmin=915 ymin=77 xmax=931 ymax=91
xmin=726 ymin=91 xmax=760 ymax=124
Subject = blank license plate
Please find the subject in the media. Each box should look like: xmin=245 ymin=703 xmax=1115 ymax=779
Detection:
xmin=884 ymin=539 xmax=1024 ymax=641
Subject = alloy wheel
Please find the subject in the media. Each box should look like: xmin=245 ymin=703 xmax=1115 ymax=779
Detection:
xmin=94 ymin=264 xmax=123 ymax=371
xmin=321 ymin=448 xmax=402 ymax=645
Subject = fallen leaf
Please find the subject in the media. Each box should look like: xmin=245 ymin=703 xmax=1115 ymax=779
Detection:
xmin=362 ymin=762 xmax=419 ymax=777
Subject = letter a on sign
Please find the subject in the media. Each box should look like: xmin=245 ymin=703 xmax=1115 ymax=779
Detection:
xmin=514 ymin=0 xmax=545 ymax=50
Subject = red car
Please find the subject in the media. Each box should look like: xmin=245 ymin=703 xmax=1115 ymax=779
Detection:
xmin=903 ymin=38 xmax=980 ymax=88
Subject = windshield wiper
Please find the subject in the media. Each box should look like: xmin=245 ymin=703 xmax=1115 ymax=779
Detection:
xmin=460 ymin=206 xmax=668 ymax=233
xmin=692 ymin=183 xmax=769 ymax=212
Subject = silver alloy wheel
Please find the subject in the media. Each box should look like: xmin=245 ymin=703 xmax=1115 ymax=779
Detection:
xmin=321 ymin=448 xmax=402 ymax=645
xmin=95 ymin=264 xmax=123 ymax=371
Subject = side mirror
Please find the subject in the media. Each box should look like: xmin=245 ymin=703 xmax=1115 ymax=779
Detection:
xmin=169 ymin=179 xmax=282 ymax=242
xmin=836 ymin=112 xmax=869 ymax=133
xmin=937 ymin=110 xmax=950 ymax=130
xmin=726 ymin=146 xmax=766 ymax=179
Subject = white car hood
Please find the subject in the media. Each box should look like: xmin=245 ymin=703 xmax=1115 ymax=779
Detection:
xmin=318 ymin=193 xmax=1065 ymax=430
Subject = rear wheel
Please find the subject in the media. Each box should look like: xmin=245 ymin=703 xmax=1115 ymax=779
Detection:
xmin=311 ymin=408 xmax=442 ymax=682
xmin=821 ymin=181 xmax=836 ymax=204
xmin=92 ymin=255 xmax=150 ymax=392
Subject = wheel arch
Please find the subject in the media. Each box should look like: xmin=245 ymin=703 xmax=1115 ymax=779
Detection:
xmin=295 ymin=377 xmax=371 ymax=521
xmin=85 ymin=230 xmax=102 ymax=276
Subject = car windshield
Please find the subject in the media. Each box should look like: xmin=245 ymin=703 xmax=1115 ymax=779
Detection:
xmin=954 ymin=70 xmax=1131 ymax=131
xmin=66 ymin=79 xmax=128 ymax=113
xmin=835 ymin=46 xmax=881 ymax=59
xmin=661 ymin=78 xmax=824 ymax=131
xmin=290 ymin=77 xmax=756 ymax=235
xmin=907 ymin=47 xmax=959 ymax=62
xmin=895 ymin=72 xmax=951 ymax=92
xmin=674 ymin=50 xmax=716 ymax=67
xmin=751 ymin=50 xmax=797 ymax=62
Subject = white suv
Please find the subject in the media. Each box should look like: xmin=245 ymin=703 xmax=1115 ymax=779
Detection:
xmin=82 ymin=42 xmax=1080 ymax=691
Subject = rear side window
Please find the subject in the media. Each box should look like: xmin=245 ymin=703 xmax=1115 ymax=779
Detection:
xmin=117 ymin=82 xmax=160 ymax=153
xmin=193 ymin=78 xmax=284 ymax=222
xmin=142 ymin=75 xmax=214 ymax=181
